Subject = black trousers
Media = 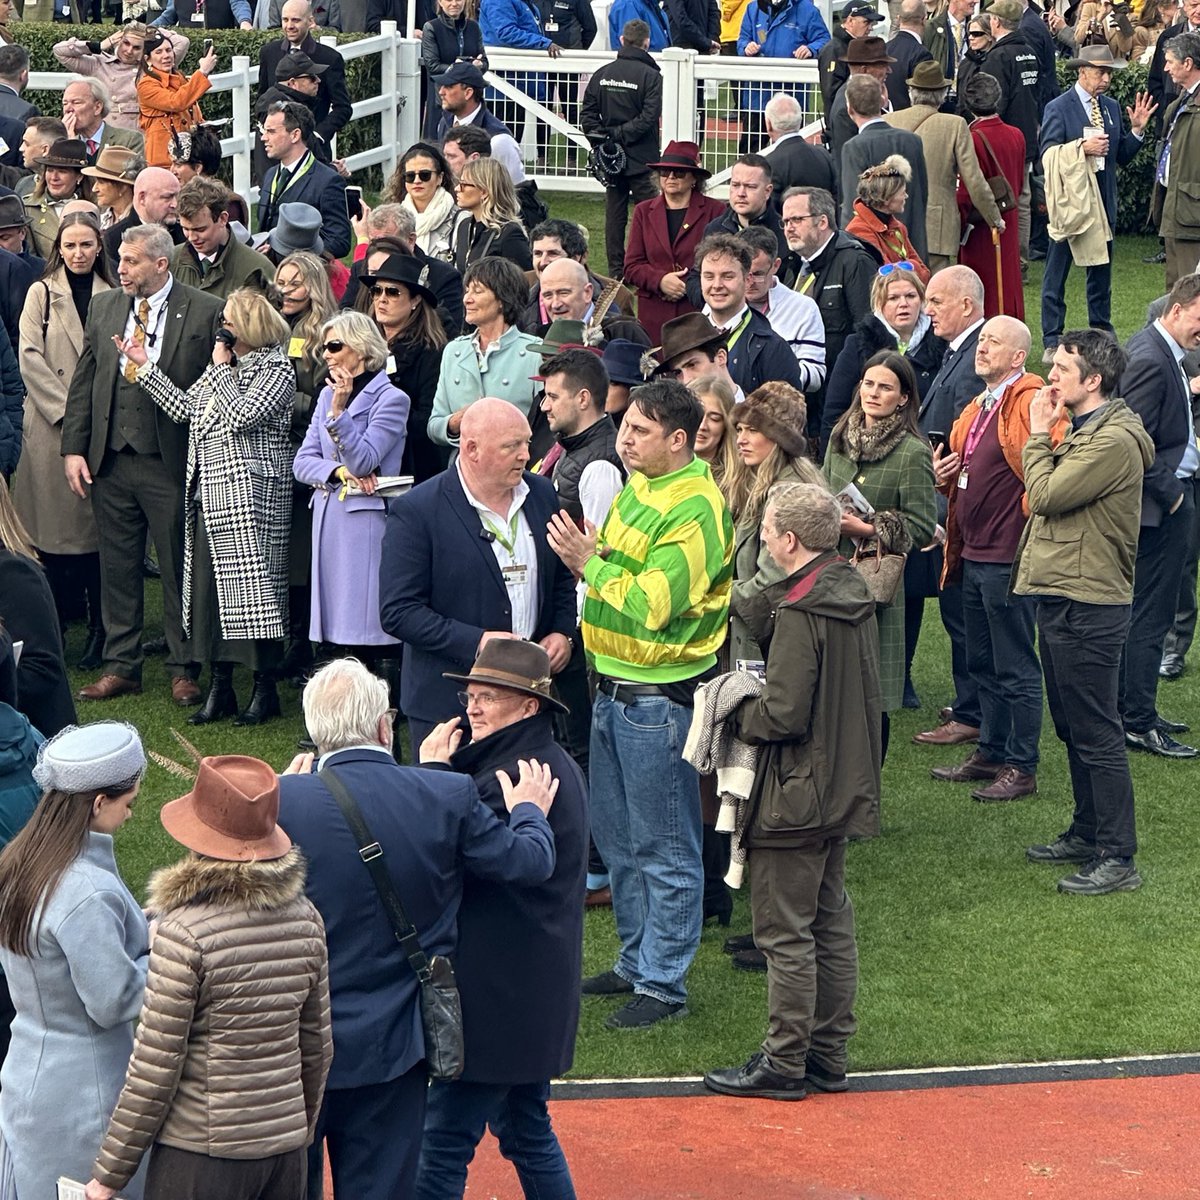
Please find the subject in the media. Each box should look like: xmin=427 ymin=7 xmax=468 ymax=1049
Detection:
xmin=1165 ymin=480 xmax=1200 ymax=660
xmin=604 ymin=172 xmax=659 ymax=281
xmin=309 ymin=1065 xmax=429 ymax=1200
xmin=1038 ymin=595 xmax=1137 ymax=859
xmin=938 ymin=579 xmax=980 ymax=725
xmin=1121 ymin=480 xmax=1196 ymax=732
xmin=90 ymin=448 xmax=189 ymax=680
xmin=146 ymin=1144 xmax=305 ymax=1200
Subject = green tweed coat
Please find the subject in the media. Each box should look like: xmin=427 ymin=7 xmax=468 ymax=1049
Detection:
xmin=824 ymin=415 xmax=937 ymax=712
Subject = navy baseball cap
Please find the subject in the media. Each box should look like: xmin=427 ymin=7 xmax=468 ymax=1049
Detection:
xmin=439 ymin=62 xmax=487 ymax=92
xmin=843 ymin=1 xmax=884 ymax=19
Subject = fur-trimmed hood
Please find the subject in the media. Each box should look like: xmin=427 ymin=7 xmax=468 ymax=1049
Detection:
xmin=147 ymin=846 xmax=307 ymax=914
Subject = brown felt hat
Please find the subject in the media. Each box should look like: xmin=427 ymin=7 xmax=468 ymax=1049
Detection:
xmin=161 ymin=755 xmax=292 ymax=862
xmin=443 ymin=639 xmax=569 ymax=714
xmin=654 ymin=311 xmax=727 ymax=372
xmin=907 ymin=60 xmax=952 ymax=89
xmin=82 ymin=145 xmax=141 ymax=185
xmin=837 ymin=35 xmax=896 ymax=64
xmin=738 ymin=385 xmax=809 ymax=459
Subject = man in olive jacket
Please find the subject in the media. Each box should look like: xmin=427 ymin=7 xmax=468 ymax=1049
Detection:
xmin=1014 ymin=330 xmax=1155 ymax=896
xmin=704 ymin=482 xmax=880 ymax=1102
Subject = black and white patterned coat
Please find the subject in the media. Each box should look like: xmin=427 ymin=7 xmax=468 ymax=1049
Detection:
xmin=139 ymin=345 xmax=296 ymax=642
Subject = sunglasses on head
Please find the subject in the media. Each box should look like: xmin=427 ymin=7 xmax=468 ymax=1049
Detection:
xmin=322 ymin=339 xmax=346 ymax=353
xmin=371 ymin=284 xmax=405 ymax=298
xmin=404 ymin=168 xmax=436 ymax=183
xmin=877 ymin=261 xmax=915 ymax=277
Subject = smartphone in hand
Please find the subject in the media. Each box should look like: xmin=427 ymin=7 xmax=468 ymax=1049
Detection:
xmin=345 ymin=185 xmax=364 ymax=221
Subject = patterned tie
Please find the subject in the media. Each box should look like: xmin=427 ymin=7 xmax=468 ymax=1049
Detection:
xmin=1090 ymin=94 xmax=1103 ymax=130
xmin=124 ymin=299 xmax=150 ymax=382
xmin=951 ymin=19 xmax=963 ymax=61
xmin=86 ymin=137 xmax=98 ymax=159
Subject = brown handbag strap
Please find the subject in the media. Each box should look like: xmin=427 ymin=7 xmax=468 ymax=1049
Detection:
xmin=974 ymin=127 xmax=1003 ymax=177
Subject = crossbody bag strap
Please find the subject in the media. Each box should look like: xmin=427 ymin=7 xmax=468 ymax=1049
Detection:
xmin=973 ymin=128 xmax=1002 ymax=176
xmin=319 ymin=766 xmax=432 ymax=982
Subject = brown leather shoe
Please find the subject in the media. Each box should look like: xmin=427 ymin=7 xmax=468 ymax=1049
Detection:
xmin=171 ymin=676 xmax=202 ymax=707
xmin=930 ymin=750 xmax=1003 ymax=782
xmin=585 ymin=885 xmax=612 ymax=908
xmin=913 ymin=720 xmax=981 ymax=746
xmin=971 ymin=767 xmax=1037 ymax=803
xmin=78 ymin=674 xmax=142 ymax=701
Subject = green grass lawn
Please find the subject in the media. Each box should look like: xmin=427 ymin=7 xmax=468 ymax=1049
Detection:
xmin=77 ymin=220 xmax=1200 ymax=1080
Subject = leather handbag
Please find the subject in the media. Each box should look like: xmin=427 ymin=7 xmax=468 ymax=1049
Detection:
xmin=965 ymin=128 xmax=1018 ymax=225
xmin=850 ymin=538 xmax=907 ymax=607
xmin=319 ymin=767 xmax=465 ymax=1081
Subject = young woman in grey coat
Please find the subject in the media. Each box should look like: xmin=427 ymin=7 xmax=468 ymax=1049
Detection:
xmin=0 ymin=721 xmax=149 ymax=1200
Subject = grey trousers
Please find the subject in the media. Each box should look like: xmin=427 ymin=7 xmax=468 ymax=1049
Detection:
xmin=1164 ymin=237 xmax=1200 ymax=290
xmin=145 ymin=1144 xmax=306 ymax=1200
xmin=749 ymin=837 xmax=859 ymax=1078
xmin=90 ymin=449 xmax=189 ymax=679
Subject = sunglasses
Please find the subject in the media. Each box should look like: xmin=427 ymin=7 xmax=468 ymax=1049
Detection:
xmin=322 ymin=339 xmax=346 ymax=353
xmin=968 ymin=28 xmax=988 ymax=35
xmin=455 ymin=180 xmax=479 ymax=191
xmin=371 ymin=284 xmax=405 ymax=298
xmin=877 ymin=261 xmax=916 ymax=276
xmin=660 ymin=167 xmax=693 ymax=178
xmin=404 ymin=169 xmax=436 ymax=183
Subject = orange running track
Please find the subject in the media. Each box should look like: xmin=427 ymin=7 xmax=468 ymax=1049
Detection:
xmin=451 ymin=1073 xmax=1200 ymax=1199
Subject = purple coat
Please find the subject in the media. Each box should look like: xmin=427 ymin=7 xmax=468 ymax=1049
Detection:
xmin=293 ymin=370 xmax=410 ymax=645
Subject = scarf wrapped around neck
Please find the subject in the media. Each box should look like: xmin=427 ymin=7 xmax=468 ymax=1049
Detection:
xmin=831 ymin=403 xmax=913 ymax=464
xmin=405 ymin=187 xmax=458 ymax=257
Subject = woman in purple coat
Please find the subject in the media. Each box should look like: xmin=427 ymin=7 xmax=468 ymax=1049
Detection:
xmin=293 ymin=311 xmax=410 ymax=664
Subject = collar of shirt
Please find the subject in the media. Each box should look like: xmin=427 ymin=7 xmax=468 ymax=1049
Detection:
xmin=982 ymin=368 xmax=1024 ymax=408
xmin=949 ymin=317 xmax=984 ymax=353
xmin=456 ymin=460 xmax=531 ymax=525
xmin=1074 ymin=81 xmax=1102 ymax=114
xmin=860 ymin=116 xmax=890 ymax=131
xmin=317 ymin=743 xmax=394 ymax=770
xmin=456 ymin=106 xmax=482 ymax=127
xmin=773 ymin=131 xmax=803 ymax=146
xmin=90 ymin=121 xmax=106 ymax=146
xmin=143 ymin=274 xmax=174 ymax=321
xmin=1154 ymin=317 xmax=1189 ymax=365
xmin=702 ymin=302 xmax=749 ymax=334
xmin=804 ymin=232 xmax=837 ymax=269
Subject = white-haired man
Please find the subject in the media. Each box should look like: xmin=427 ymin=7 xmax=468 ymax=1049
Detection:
xmin=762 ymin=92 xmax=838 ymax=200
xmin=277 ymin=656 xmax=559 ymax=1200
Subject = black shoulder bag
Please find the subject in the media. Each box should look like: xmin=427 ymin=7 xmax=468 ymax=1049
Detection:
xmin=319 ymin=767 xmax=464 ymax=1081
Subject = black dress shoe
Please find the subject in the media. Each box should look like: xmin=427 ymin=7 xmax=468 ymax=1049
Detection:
xmin=142 ymin=555 xmax=161 ymax=579
xmin=1143 ymin=248 xmax=1167 ymax=264
xmin=1156 ymin=715 xmax=1190 ymax=735
xmin=1125 ymin=727 xmax=1199 ymax=758
xmin=704 ymin=1053 xmax=807 ymax=1101
xmin=731 ymin=948 xmax=767 ymax=972
xmin=703 ymin=895 xmax=733 ymax=927
xmin=1159 ymin=652 xmax=1185 ymax=680
xmin=723 ymin=933 xmax=756 ymax=955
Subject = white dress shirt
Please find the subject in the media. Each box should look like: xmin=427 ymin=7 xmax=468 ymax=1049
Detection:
xmin=120 ymin=275 xmax=173 ymax=378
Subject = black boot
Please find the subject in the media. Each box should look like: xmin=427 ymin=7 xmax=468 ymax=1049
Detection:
xmin=188 ymin=664 xmax=238 ymax=726
xmin=234 ymin=672 xmax=282 ymax=726
xmin=79 ymin=623 xmax=105 ymax=671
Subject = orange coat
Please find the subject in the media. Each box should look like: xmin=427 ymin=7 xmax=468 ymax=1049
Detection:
xmin=845 ymin=200 xmax=931 ymax=284
xmin=137 ymin=68 xmax=210 ymax=168
xmin=939 ymin=370 xmax=1069 ymax=586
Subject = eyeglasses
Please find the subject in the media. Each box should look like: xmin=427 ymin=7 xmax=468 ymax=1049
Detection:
xmin=322 ymin=339 xmax=346 ymax=353
xmin=371 ymin=284 xmax=405 ymax=298
xmin=456 ymin=689 xmax=512 ymax=708
xmin=404 ymin=169 xmax=436 ymax=183
xmin=782 ymin=213 xmax=818 ymax=226
xmin=877 ymin=261 xmax=916 ymax=276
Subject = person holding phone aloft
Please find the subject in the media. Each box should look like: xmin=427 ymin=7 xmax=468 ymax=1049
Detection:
xmin=136 ymin=31 xmax=216 ymax=168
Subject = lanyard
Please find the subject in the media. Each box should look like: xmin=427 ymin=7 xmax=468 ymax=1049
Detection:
xmin=797 ymin=272 xmax=816 ymax=295
xmin=271 ymin=151 xmax=315 ymax=204
xmin=724 ymin=308 xmax=753 ymax=351
xmin=482 ymin=507 xmax=522 ymax=556
xmin=960 ymin=394 xmax=1003 ymax=470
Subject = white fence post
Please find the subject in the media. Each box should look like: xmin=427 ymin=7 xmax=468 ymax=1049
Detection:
xmin=396 ymin=35 xmax=422 ymax=159
xmin=659 ymin=48 xmax=693 ymax=148
xmin=380 ymin=19 xmax=399 ymax=180
xmin=229 ymin=55 xmax=253 ymax=208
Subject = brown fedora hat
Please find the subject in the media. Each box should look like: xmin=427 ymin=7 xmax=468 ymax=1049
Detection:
xmin=838 ymin=35 xmax=896 ymax=64
xmin=907 ymin=59 xmax=951 ymax=89
xmin=443 ymin=639 xmax=569 ymax=714
xmin=161 ymin=755 xmax=292 ymax=862
xmin=646 ymin=139 xmax=711 ymax=179
xmin=82 ymin=145 xmax=141 ymax=185
xmin=654 ymin=311 xmax=727 ymax=372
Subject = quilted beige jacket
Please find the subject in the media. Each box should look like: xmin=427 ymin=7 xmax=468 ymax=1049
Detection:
xmin=92 ymin=848 xmax=332 ymax=1190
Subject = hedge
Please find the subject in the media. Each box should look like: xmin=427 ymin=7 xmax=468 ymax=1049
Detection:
xmin=17 ymin=22 xmax=392 ymax=189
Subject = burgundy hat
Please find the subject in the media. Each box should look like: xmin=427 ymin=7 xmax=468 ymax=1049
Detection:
xmin=837 ymin=35 xmax=896 ymax=64
xmin=646 ymin=140 xmax=711 ymax=179
xmin=161 ymin=755 xmax=292 ymax=862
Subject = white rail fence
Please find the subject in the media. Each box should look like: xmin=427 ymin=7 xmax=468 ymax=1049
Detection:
xmin=32 ymin=24 xmax=828 ymax=206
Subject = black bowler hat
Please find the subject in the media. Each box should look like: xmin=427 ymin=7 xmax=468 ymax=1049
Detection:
xmin=360 ymin=253 xmax=439 ymax=307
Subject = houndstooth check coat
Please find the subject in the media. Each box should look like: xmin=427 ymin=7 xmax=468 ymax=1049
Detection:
xmin=138 ymin=345 xmax=296 ymax=642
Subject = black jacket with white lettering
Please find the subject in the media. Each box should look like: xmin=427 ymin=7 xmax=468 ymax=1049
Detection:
xmin=580 ymin=45 xmax=663 ymax=175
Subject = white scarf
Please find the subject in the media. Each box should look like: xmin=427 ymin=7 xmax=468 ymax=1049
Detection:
xmin=405 ymin=188 xmax=458 ymax=260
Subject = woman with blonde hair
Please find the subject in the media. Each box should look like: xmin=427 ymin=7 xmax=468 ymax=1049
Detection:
xmin=0 ymin=721 xmax=149 ymax=1200
xmin=688 ymin=374 xmax=743 ymax=504
xmin=274 ymin=250 xmax=337 ymax=684
xmin=293 ymin=310 xmax=410 ymax=662
xmin=846 ymin=155 xmax=931 ymax=284
xmin=136 ymin=33 xmax=217 ymax=169
xmin=451 ymin=157 xmax=532 ymax=273
xmin=118 ymin=288 xmax=296 ymax=729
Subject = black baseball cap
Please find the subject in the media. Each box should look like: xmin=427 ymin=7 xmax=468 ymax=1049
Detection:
xmin=277 ymin=52 xmax=328 ymax=81
xmin=843 ymin=1 xmax=884 ymax=19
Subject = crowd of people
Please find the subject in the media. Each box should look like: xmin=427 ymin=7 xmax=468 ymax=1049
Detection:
xmin=0 ymin=0 xmax=1195 ymax=1194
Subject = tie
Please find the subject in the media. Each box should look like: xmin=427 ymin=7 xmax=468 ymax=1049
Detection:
xmin=1090 ymin=94 xmax=1103 ymax=129
xmin=124 ymin=299 xmax=150 ymax=382
xmin=86 ymin=137 xmax=98 ymax=159
xmin=1158 ymin=97 xmax=1188 ymax=184
xmin=951 ymin=19 xmax=963 ymax=61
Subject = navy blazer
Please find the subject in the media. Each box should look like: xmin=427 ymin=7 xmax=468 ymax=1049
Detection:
xmin=1121 ymin=323 xmax=1193 ymax=527
xmin=258 ymin=155 xmax=352 ymax=260
xmin=276 ymin=747 xmax=556 ymax=1089
xmin=379 ymin=468 xmax=578 ymax=724
xmin=1039 ymin=87 xmax=1143 ymax=231
xmin=431 ymin=712 xmax=587 ymax=1085
xmin=918 ymin=323 xmax=985 ymax=437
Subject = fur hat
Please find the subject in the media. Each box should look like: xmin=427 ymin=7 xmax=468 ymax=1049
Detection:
xmin=738 ymin=385 xmax=808 ymax=459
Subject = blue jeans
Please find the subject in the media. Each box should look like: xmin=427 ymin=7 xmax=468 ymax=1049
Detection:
xmin=588 ymin=690 xmax=703 ymax=1005
xmin=1040 ymin=237 xmax=1114 ymax=344
xmin=416 ymin=1079 xmax=576 ymax=1200
xmin=962 ymin=559 xmax=1043 ymax=773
